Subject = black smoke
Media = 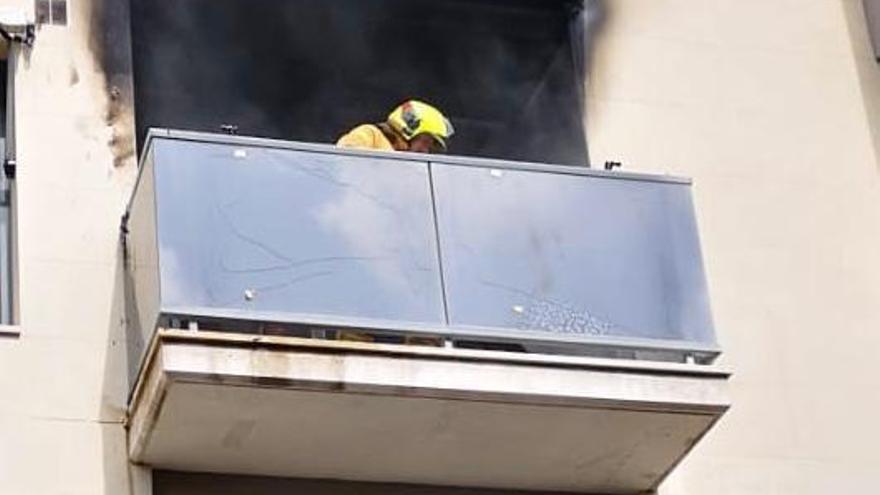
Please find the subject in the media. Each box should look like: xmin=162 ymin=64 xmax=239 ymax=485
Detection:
xmin=130 ymin=0 xmax=602 ymax=165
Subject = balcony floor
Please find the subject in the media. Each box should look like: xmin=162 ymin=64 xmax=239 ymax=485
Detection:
xmin=128 ymin=330 xmax=729 ymax=494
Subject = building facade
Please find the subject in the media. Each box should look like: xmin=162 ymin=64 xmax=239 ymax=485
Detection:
xmin=0 ymin=1 xmax=878 ymax=494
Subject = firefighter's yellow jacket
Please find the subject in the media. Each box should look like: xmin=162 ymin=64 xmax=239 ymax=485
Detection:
xmin=336 ymin=124 xmax=394 ymax=151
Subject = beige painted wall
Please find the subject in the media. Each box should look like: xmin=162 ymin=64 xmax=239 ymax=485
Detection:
xmin=0 ymin=0 xmax=143 ymax=494
xmin=586 ymin=0 xmax=880 ymax=493
xmin=0 ymin=0 xmax=878 ymax=494
xmin=843 ymin=0 xmax=880 ymax=169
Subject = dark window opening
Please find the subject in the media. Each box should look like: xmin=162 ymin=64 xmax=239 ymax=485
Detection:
xmin=130 ymin=0 xmax=590 ymax=165
xmin=35 ymin=0 xmax=49 ymax=25
xmin=35 ymin=0 xmax=67 ymax=26
xmin=154 ymin=470 xmax=576 ymax=494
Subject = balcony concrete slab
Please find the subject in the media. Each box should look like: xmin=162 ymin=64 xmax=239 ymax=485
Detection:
xmin=128 ymin=330 xmax=729 ymax=494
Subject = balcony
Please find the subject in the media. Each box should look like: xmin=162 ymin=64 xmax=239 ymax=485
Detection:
xmin=124 ymin=129 xmax=729 ymax=494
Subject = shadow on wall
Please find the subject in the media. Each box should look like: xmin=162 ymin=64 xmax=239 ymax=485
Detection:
xmin=100 ymin=242 xmax=137 ymax=493
xmin=100 ymin=237 xmax=156 ymax=494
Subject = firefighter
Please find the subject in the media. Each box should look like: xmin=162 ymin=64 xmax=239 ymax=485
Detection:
xmin=337 ymin=100 xmax=454 ymax=153
xmin=334 ymin=100 xmax=452 ymax=347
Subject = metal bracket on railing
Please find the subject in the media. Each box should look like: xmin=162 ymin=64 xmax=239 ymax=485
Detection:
xmin=119 ymin=211 xmax=130 ymax=263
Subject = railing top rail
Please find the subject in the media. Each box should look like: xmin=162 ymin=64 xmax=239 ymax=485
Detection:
xmin=142 ymin=128 xmax=693 ymax=186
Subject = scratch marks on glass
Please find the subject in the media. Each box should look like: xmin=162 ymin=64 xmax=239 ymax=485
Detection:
xmin=218 ymin=255 xmax=386 ymax=274
xmin=217 ymin=199 xmax=296 ymax=264
xmin=246 ymin=270 xmax=334 ymax=295
xmin=263 ymin=149 xmax=405 ymax=217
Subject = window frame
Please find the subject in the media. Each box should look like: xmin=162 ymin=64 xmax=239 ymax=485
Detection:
xmin=0 ymin=39 xmax=20 ymax=336
xmin=35 ymin=0 xmax=68 ymax=27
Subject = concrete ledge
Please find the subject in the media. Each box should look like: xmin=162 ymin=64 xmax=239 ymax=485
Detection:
xmin=128 ymin=329 xmax=730 ymax=494
xmin=157 ymin=329 xmax=732 ymax=377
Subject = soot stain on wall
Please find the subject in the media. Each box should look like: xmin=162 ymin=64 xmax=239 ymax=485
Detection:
xmin=85 ymin=0 xmax=136 ymax=167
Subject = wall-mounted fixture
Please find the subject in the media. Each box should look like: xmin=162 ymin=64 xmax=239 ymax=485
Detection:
xmin=0 ymin=8 xmax=34 ymax=46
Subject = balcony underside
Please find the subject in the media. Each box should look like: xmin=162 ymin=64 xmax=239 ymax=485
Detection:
xmin=128 ymin=330 xmax=729 ymax=494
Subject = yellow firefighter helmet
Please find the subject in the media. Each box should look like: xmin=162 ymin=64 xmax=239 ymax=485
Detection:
xmin=387 ymin=100 xmax=455 ymax=151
